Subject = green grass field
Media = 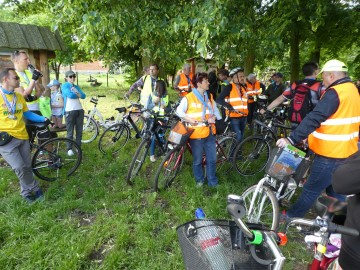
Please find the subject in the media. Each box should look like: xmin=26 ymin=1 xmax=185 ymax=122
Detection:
xmin=0 ymin=74 xmax=313 ymax=269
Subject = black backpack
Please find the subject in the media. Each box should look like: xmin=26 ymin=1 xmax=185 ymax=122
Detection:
xmin=288 ymin=80 xmax=321 ymax=124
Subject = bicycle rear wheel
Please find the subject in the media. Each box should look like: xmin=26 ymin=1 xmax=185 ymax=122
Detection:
xmin=126 ymin=139 xmax=150 ymax=185
xmin=98 ymin=123 xmax=130 ymax=154
xmin=216 ymin=136 xmax=237 ymax=175
xmin=153 ymin=145 xmax=185 ymax=192
xmin=32 ymin=138 xmax=82 ymax=181
xmin=82 ymin=115 xmax=99 ymax=143
xmin=233 ymin=136 xmax=271 ymax=176
xmin=241 ymin=184 xmax=279 ymax=231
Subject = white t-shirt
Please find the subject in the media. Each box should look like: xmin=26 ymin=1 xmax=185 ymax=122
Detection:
xmin=65 ymin=98 xmax=83 ymax=111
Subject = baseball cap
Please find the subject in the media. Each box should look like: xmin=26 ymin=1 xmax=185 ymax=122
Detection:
xmin=319 ymin=59 xmax=348 ymax=74
xmin=65 ymin=70 xmax=76 ymax=77
xmin=47 ymin=79 xmax=60 ymax=87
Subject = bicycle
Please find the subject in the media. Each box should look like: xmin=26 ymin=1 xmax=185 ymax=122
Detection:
xmin=98 ymin=98 xmax=145 ymax=155
xmin=82 ymin=95 xmax=123 ymax=143
xmin=177 ymin=194 xmax=287 ymax=270
xmin=153 ymin=121 xmax=237 ymax=191
xmin=125 ymin=110 xmax=175 ymax=185
xmin=232 ymin=109 xmax=292 ymax=176
xmin=284 ymin=195 xmax=359 ymax=270
xmin=240 ymin=145 xmax=311 ymax=230
xmin=27 ymin=122 xmax=82 ymax=181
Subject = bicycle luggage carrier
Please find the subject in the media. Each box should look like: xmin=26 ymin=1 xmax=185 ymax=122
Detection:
xmin=177 ymin=219 xmax=272 ymax=270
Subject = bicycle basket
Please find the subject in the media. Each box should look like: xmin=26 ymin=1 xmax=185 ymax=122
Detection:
xmin=168 ymin=121 xmax=194 ymax=145
xmin=177 ymin=219 xmax=272 ymax=270
xmin=265 ymin=145 xmax=306 ymax=182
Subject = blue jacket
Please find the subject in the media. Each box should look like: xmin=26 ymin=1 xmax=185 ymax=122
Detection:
xmin=61 ymin=82 xmax=86 ymax=114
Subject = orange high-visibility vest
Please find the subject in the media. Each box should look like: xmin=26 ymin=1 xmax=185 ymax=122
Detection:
xmin=246 ymin=80 xmax=262 ymax=103
xmin=178 ymin=73 xmax=194 ymax=97
xmin=185 ymin=92 xmax=216 ymax=139
xmin=308 ymin=82 xmax=360 ymax=158
xmin=225 ymin=83 xmax=248 ymax=117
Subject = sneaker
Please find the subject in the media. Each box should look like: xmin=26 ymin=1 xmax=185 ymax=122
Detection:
xmin=150 ymin=155 xmax=156 ymax=162
xmin=23 ymin=195 xmax=35 ymax=204
xmin=34 ymin=189 xmax=45 ymax=202
xmin=67 ymin=149 xmax=74 ymax=156
xmin=196 ymin=182 xmax=204 ymax=188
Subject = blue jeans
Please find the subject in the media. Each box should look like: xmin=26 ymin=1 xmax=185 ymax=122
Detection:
xmin=230 ymin=117 xmax=247 ymax=142
xmin=287 ymin=154 xmax=346 ymax=218
xmin=150 ymin=133 xmax=164 ymax=156
xmin=189 ymin=134 xmax=218 ymax=186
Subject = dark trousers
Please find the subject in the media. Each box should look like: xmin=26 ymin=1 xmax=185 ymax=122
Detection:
xmin=247 ymin=102 xmax=257 ymax=126
xmin=65 ymin=109 xmax=84 ymax=149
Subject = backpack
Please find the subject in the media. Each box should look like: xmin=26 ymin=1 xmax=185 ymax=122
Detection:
xmin=288 ymin=80 xmax=321 ymax=124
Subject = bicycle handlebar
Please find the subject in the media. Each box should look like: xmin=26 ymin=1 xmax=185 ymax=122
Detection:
xmin=286 ymin=217 xmax=359 ymax=237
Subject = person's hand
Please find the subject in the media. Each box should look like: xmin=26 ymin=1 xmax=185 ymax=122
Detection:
xmin=276 ymin=138 xmax=290 ymax=148
xmin=44 ymin=118 xmax=54 ymax=127
xmin=32 ymin=70 xmax=42 ymax=81
xmin=208 ymin=115 xmax=216 ymax=124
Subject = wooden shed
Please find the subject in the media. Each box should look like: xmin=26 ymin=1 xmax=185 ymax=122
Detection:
xmin=0 ymin=21 xmax=66 ymax=85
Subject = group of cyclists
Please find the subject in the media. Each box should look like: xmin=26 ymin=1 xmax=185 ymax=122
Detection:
xmin=2 ymin=53 xmax=360 ymax=268
xmin=126 ymin=59 xmax=360 ymax=269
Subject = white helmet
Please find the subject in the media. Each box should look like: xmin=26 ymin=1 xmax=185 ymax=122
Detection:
xmin=229 ymin=67 xmax=244 ymax=77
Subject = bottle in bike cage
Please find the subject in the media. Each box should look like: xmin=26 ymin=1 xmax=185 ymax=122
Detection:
xmin=195 ymin=208 xmax=231 ymax=270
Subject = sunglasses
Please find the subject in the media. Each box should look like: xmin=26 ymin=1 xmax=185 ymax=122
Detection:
xmin=9 ymin=76 xmax=20 ymax=80
xmin=68 ymin=75 xmax=76 ymax=79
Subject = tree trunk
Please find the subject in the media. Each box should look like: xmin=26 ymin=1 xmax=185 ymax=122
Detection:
xmin=310 ymin=41 xmax=321 ymax=64
xmin=289 ymin=26 xmax=300 ymax=82
xmin=244 ymin=45 xmax=256 ymax=75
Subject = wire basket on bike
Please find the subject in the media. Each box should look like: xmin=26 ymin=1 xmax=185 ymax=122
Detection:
xmin=265 ymin=145 xmax=307 ymax=182
xmin=168 ymin=121 xmax=194 ymax=146
xmin=177 ymin=219 xmax=272 ymax=270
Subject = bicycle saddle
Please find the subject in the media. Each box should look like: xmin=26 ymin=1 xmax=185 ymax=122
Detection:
xmin=314 ymin=195 xmax=347 ymax=218
xmin=25 ymin=121 xmax=47 ymax=129
xmin=115 ymin=107 xmax=126 ymax=113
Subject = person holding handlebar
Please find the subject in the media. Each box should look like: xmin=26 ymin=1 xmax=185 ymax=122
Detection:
xmin=61 ymin=70 xmax=86 ymax=156
xmin=216 ymin=67 xmax=248 ymax=142
xmin=0 ymin=68 xmax=52 ymax=203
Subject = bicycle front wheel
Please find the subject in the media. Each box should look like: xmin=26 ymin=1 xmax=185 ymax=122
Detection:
xmin=82 ymin=115 xmax=99 ymax=143
xmin=216 ymin=136 xmax=237 ymax=175
xmin=98 ymin=123 xmax=130 ymax=154
xmin=32 ymin=138 xmax=82 ymax=181
xmin=241 ymin=184 xmax=279 ymax=231
xmin=126 ymin=139 xmax=150 ymax=185
xmin=233 ymin=136 xmax=271 ymax=176
xmin=153 ymin=145 xmax=185 ymax=192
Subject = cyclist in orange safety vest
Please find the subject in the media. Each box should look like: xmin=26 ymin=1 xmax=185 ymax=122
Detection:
xmin=216 ymin=67 xmax=248 ymax=142
xmin=174 ymin=63 xmax=193 ymax=97
xmin=246 ymin=73 xmax=262 ymax=128
xmin=277 ymin=59 xmax=360 ymax=220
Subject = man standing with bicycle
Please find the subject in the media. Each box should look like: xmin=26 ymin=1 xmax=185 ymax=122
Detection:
xmin=276 ymin=59 xmax=360 ymax=220
xmin=216 ymin=67 xmax=248 ymax=142
xmin=0 ymin=68 xmax=51 ymax=203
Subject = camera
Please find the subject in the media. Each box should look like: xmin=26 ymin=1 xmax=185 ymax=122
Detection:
xmin=28 ymin=64 xmax=43 ymax=77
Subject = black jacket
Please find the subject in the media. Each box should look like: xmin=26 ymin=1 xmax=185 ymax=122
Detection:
xmin=333 ymin=150 xmax=360 ymax=269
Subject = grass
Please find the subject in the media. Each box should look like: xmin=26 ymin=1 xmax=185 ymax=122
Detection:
xmin=0 ymin=74 xmax=314 ymax=269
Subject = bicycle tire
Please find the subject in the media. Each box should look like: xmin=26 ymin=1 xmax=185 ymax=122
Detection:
xmin=126 ymin=139 xmax=150 ymax=185
xmin=82 ymin=115 xmax=99 ymax=143
xmin=153 ymin=145 xmax=185 ymax=192
xmin=32 ymin=138 xmax=82 ymax=181
xmin=98 ymin=123 xmax=130 ymax=154
xmin=216 ymin=136 xmax=237 ymax=175
xmin=241 ymin=184 xmax=279 ymax=231
xmin=233 ymin=136 xmax=271 ymax=176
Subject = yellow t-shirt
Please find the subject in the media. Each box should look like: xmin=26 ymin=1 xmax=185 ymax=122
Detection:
xmin=0 ymin=92 xmax=29 ymax=140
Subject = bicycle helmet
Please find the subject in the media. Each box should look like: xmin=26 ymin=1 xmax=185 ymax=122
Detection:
xmin=229 ymin=67 xmax=244 ymax=77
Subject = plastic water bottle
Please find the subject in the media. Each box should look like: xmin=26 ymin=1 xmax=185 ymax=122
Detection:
xmin=195 ymin=208 xmax=231 ymax=270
